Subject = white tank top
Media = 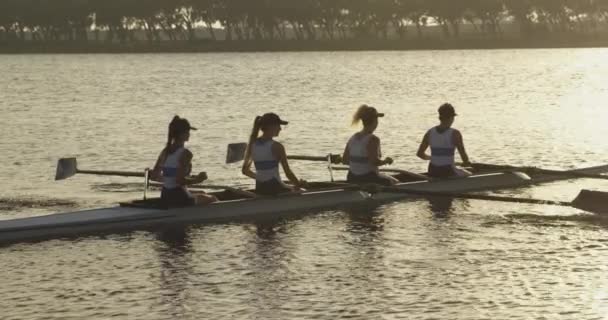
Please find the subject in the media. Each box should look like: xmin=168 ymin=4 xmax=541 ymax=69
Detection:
xmin=347 ymin=133 xmax=377 ymax=175
xmin=162 ymin=147 xmax=186 ymax=189
xmin=429 ymin=127 xmax=455 ymax=167
xmin=252 ymin=139 xmax=281 ymax=182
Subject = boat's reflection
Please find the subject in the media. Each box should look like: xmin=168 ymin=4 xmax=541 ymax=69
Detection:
xmin=343 ymin=204 xmax=385 ymax=233
xmin=426 ymin=196 xmax=456 ymax=218
xmin=154 ymin=227 xmax=194 ymax=318
xmin=244 ymin=218 xmax=292 ymax=317
xmin=156 ymin=227 xmax=192 ymax=252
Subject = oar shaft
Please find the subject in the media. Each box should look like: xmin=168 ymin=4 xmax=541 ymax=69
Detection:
xmin=149 ymin=182 xmax=238 ymax=190
xmin=380 ymin=187 xmax=572 ymax=207
xmin=331 ymin=166 xmax=428 ymax=179
xmin=472 ymin=163 xmax=608 ymax=180
xmin=288 ymin=155 xmax=326 ymax=161
xmin=288 ymin=154 xmax=342 ymax=163
xmin=77 ymin=169 xmax=145 ymax=178
xmin=530 ymin=168 xmax=608 ymax=180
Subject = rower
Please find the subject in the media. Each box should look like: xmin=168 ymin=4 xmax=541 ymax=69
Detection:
xmin=417 ymin=103 xmax=472 ymax=178
xmin=241 ymin=113 xmax=306 ymax=195
xmin=342 ymin=105 xmax=399 ymax=186
xmin=151 ymin=116 xmax=218 ymax=207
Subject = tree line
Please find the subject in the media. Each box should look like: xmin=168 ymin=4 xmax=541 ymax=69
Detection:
xmin=1 ymin=0 xmax=608 ymax=42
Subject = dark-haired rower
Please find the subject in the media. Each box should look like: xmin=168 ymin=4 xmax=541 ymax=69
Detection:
xmin=241 ymin=113 xmax=305 ymax=196
xmin=151 ymin=116 xmax=218 ymax=207
xmin=417 ymin=103 xmax=472 ymax=178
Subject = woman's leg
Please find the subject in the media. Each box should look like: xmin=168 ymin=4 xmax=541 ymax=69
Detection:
xmin=453 ymin=167 xmax=472 ymax=177
xmin=377 ymin=173 xmax=399 ymax=186
xmin=194 ymin=193 xmax=218 ymax=205
xmin=185 ymin=188 xmax=217 ymax=205
xmin=256 ymin=179 xmax=292 ymax=196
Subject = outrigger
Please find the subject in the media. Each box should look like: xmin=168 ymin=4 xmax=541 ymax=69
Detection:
xmin=0 ymin=153 xmax=607 ymax=245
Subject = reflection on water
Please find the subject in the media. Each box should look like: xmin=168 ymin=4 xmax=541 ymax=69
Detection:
xmin=505 ymin=212 xmax=608 ymax=230
xmin=244 ymin=220 xmax=293 ymax=319
xmin=0 ymin=197 xmax=78 ymax=211
xmin=344 ymin=204 xmax=386 ymax=234
xmin=426 ymin=196 xmax=456 ymax=217
xmin=1 ymin=49 xmax=608 ymax=319
xmin=155 ymin=228 xmax=194 ymax=318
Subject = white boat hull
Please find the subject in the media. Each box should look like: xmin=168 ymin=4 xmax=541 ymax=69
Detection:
xmin=1 ymin=165 xmax=607 ymax=245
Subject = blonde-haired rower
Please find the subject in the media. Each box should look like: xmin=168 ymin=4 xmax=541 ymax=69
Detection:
xmin=341 ymin=105 xmax=399 ymax=186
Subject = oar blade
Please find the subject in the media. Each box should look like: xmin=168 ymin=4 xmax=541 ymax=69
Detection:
xmin=572 ymin=189 xmax=608 ymax=215
xmin=55 ymin=158 xmax=78 ymax=180
xmin=226 ymin=143 xmax=247 ymax=164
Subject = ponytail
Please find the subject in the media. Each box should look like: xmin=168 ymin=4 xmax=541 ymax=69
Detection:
xmin=352 ymin=104 xmax=368 ymax=126
xmin=244 ymin=116 xmax=262 ymax=166
xmin=166 ymin=115 xmax=181 ymax=154
xmin=249 ymin=116 xmax=262 ymax=143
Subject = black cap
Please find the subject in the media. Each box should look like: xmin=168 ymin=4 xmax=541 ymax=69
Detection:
xmin=171 ymin=116 xmax=197 ymax=134
xmin=183 ymin=119 xmax=197 ymax=131
xmin=259 ymin=113 xmax=289 ymax=126
xmin=438 ymin=103 xmax=457 ymax=118
xmin=360 ymin=105 xmax=385 ymax=122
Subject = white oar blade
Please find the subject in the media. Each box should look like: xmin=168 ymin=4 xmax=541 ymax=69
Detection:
xmin=226 ymin=143 xmax=247 ymax=164
xmin=572 ymin=189 xmax=608 ymax=215
xmin=55 ymin=158 xmax=78 ymax=180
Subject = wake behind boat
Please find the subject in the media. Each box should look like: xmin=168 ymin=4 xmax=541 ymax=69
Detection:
xmin=1 ymin=163 xmax=607 ymax=245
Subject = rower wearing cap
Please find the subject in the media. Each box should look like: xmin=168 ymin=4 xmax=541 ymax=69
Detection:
xmin=342 ymin=105 xmax=399 ymax=186
xmin=242 ymin=113 xmax=305 ymax=195
xmin=151 ymin=116 xmax=218 ymax=207
xmin=417 ymin=103 xmax=472 ymax=178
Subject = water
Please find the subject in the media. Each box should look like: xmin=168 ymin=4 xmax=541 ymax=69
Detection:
xmin=1 ymin=49 xmax=607 ymax=319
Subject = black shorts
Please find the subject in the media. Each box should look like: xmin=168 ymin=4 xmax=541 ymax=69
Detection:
xmin=428 ymin=164 xmax=456 ymax=178
xmin=347 ymin=171 xmax=393 ymax=186
xmin=161 ymin=187 xmax=195 ymax=207
xmin=256 ymin=179 xmax=291 ymax=196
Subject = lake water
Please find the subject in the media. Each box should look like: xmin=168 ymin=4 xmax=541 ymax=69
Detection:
xmin=1 ymin=49 xmax=607 ymax=319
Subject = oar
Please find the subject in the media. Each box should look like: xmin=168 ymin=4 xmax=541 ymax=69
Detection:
xmin=55 ymin=158 xmax=145 ymax=180
xmin=331 ymin=166 xmax=428 ymax=180
xmin=225 ymin=143 xmax=341 ymax=164
xmin=148 ymin=182 xmax=244 ymax=191
xmin=376 ymin=186 xmax=608 ymax=215
xmin=55 ymin=158 xmax=247 ymax=192
xmin=470 ymin=162 xmax=608 ymax=180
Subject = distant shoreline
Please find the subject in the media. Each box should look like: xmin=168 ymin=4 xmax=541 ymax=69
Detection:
xmin=2 ymin=35 xmax=608 ymax=54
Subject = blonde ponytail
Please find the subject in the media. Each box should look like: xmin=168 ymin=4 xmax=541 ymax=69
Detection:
xmin=352 ymin=104 xmax=369 ymax=126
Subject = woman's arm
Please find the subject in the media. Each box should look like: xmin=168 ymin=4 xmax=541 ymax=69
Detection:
xmin=177 ymin=150 xmax=207 ymax=186
xmin=453 ymin=130 xmax=471 ymax=166
xmin=341 ymin=144 xmax=350 ymax=165
xmin=416 ymin=132 xmax=431 ymax=161
xmin=150 ymin=149 xmax=166 ymax=182
xmin=273 ymin=142 xmax=301 ymax=186
xmin=241 ymin=144 xmax=257 ymax=180
xmin=367 ymin=136 xmax=393 ymax=167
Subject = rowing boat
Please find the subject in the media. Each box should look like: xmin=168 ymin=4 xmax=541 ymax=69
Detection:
xmin=1 ymin=164 xmax=607 ymax=245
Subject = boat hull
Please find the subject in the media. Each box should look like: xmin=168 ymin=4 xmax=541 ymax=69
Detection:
xmin=1 ymin=165 xmax=607 ymax=245
xmin=0 ymin=189 xmax=372 ymax=244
